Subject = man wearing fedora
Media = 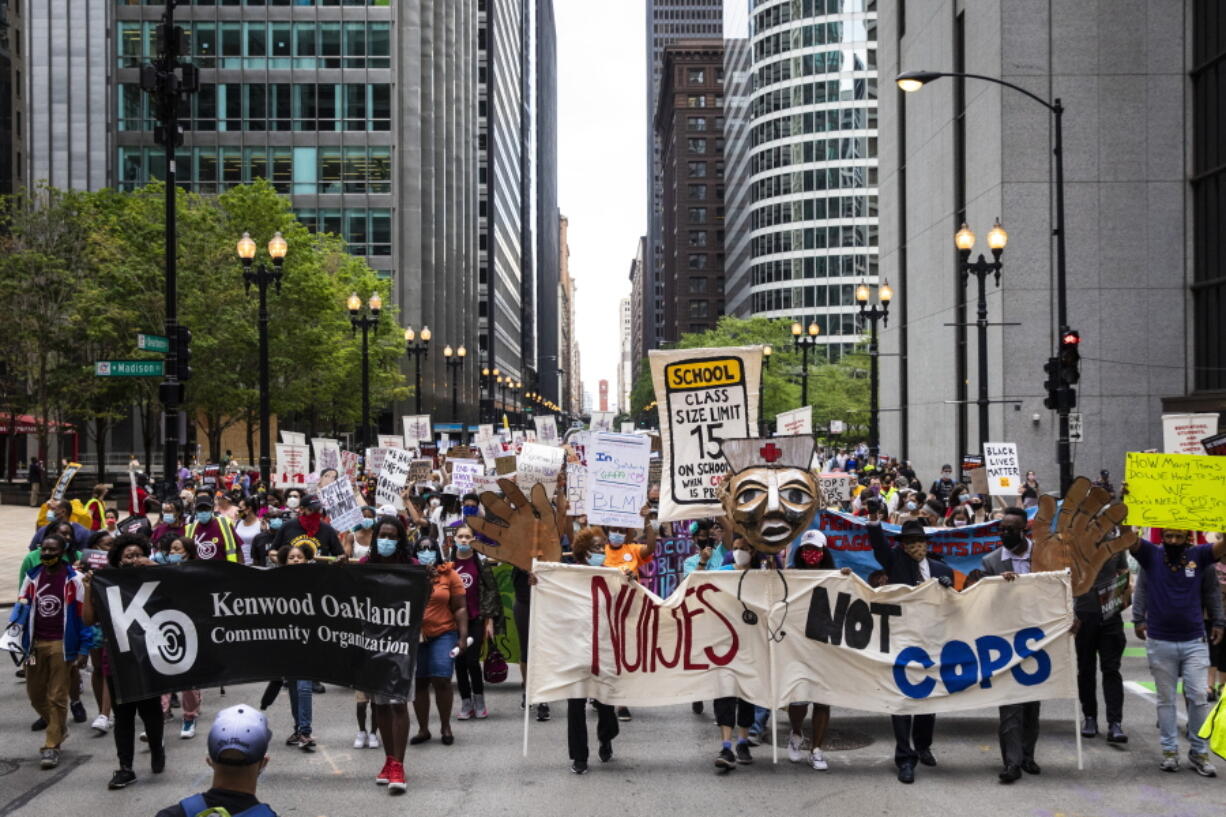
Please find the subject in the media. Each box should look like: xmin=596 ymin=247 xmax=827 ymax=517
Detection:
xmin=867 ymin=517 xmax=954 ymax=784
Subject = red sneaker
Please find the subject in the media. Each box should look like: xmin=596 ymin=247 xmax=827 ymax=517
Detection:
xmin=375 ymin=756 xmax=393 ymax=785
xmin=387 ymin=759 xmax=407 ymax=793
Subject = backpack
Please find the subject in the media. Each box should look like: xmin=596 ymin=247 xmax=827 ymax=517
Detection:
xmin=179 ymin=794 xmax=278 ymax=817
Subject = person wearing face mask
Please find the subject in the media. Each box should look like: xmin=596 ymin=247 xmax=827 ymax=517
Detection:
xmin=233 ymin=498 xmax=263 ymax=566
xmin=682 ymin=519 xmax=729 ymax=577
xmin=980 ymin=507 xmax=1044 ymax=783
xmin=450 ymin=525 xmax=503 ymax=721
xmin=708 ymin=538 xmax=765 ymax=772
xmin=410 ymin=537 xmax=468 ymax=748
xmin=1019 ymin=471 xmax=1041 ymax=509
xmin=10 ymin=533 xmax=96 ymax=771
xmin=1129 ymin=527 xmax=1226 ymax=775
xmin=928 ymin=465 xmax=957 ymax=504
xmin=343 ymin=506 xmax=379 ymax=561
xmin=949 ymin=508 xmax=972 ymax=528
xmin=250 ymin=511 xmax=282 ymax=567
xmin=151 ymin=500 xmax=186 ymax=546
xmin=102 ymin=509 xmax=120 ymax=536
xmin=867 ymin=517 xmax=954 ymax=783
xmin=30 ymin=499 xmax=91 ymax=552
xmin=786 ymin=530 xmax=839 ymax=771
xmin=151 ymin=536 xmax=205 ymax=740
xmin=269 ymin=494 xmax=344 ymax=560
xmin=184 ymin=494 xmax=240 ymax=563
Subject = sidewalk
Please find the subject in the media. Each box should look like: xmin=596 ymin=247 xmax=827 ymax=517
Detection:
xmin=0 ymin=503 xmax=39 ymax=605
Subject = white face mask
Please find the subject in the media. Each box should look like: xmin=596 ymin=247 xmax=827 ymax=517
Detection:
xmin=733 ymin=549 xmax=752 ymax=568
xmin=286 ymin=496 xmax=301 ymax=509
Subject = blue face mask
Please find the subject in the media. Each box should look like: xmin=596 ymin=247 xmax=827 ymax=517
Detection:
xmin=461 ymin=505 xmax=478 ymax=517
xmin=376 ymin=538 xmax=397 ymax=557
xmin=455 ymin=544 xmax=474 ymax=559
xmin=152 ymin=551 xmax=167 ymax=564
xmin=586 ymin=551 xmax=606 ymax=567
xmin=162 ymin=513 xmax=177 ymax=524
xmin=167 ymin=553 xmax=184 ymax=564
xmin=269 ymin=517 xmax=284 ymax=530
xmin=608 ymin=533 xmax=626 ymax=546
xmin=417 ymin=549 xmax=438 ymax=566
xmin=360 ymin=517 xmax=376 ymax=530
xmin=46 ymin=511 xmax=57 ymax=522
xmin=195 ymin=511 xmax=213 ymax=525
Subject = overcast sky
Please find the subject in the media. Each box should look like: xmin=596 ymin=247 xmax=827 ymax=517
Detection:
xmin=555 ymin=0 xmax=646 ymax=400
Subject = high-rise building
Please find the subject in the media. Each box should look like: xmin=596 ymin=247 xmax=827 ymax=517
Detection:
xmin=618 ymin=297 xmax=632 ymax=413
xmin=656 ymin=40 xmax=725 ymax=342
xmin=628 ymin=235 xmax=647 ymax=378
xmin=598 ymin=379 xmax=609 ymax=413
xmin=645 ymin=0 xmax=724 ymax=356
xmin=558 ymin=214 xmax=576 ymax=416
xmin=534 ymin=0 xmax=561 ymax=407
xmin=0 ymin=0 xmax=23 ymax=195
xmin=723 ymin=0 xmax=880 ymax=363
xmin=875 ymin=0 xmax=1222 ymax=482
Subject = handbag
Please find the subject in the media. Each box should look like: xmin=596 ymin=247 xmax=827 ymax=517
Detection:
xmin=483 ymin=647 xmax=508 ymax=684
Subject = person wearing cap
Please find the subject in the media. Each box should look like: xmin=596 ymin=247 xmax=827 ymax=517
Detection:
xmin=268 ymin=493 xmax=344 ymax=560
xmin=928 ymin=464 xmax=957 ymax=504
xmin=184 ymin=494 xmax=240 ymax=563
xmin=154 ymin=704 xmax=278 ymax=817
xmin=867 ymin=516 xmax=954 ymax=783
xmin=786 ymin=530 xmax=839 ymax=771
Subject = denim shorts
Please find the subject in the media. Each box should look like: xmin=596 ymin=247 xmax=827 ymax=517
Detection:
xmin=416 ymin=630 xmax=460 ymax=679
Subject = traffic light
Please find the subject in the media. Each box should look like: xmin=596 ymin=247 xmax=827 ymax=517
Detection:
xmin=1058 ymin=329 xmax=1081 ymax=385
xmin=1043 ymin=357 xmax=1060 ymax=410
xmin=174 ymin=325 xmax=192 ymax=382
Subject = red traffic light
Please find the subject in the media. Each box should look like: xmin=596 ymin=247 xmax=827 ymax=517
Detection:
xmin=1060 ymin=329 xmax=1080 ymax=346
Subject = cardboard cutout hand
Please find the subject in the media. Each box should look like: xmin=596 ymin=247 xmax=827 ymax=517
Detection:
xmin=1031 ymin=476 xmax=1137 ymax=596
xmin=467 ymin=478 xmax=563 ymax=571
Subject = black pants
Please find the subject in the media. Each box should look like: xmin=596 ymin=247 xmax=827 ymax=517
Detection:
xmin=891 ymin=714 xmax=935 ymax=768
xmin=567 ymin=699 xmax=619 ymax=762
xmin=998 ymin=701 xmax=1041 ymax=767
xmin=455 ymin=617 xmax=486 ymax=700
xmin=1075 ymin=613 xmax=1125 ymax=723
xmin=713 ymin=697 xmax=755 ymax=730
xmin=513 ymin=600 xmax=530 ymax=660
xmin=107 ymin=678 xmax=162 ymax=771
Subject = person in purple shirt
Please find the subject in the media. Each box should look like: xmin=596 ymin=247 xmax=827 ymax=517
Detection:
xmin=150 ymin=498 xmax=186 ymax=546
xmin=1131 ymin=527 xmax=1226 ymax=776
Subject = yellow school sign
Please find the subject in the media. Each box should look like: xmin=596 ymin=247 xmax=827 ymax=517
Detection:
xmin=1124 ymin=451 xmax=1226 ymax=531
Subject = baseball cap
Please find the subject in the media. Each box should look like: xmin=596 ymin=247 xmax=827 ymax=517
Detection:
xmin=800 ymin=530 xmax=827 ymax=549
xmin=194 ymin=494 xmax=215 ymax=510
xmin=208 ymin=705 xmax=271 ymax=766
xmin=377 ymin=504 xmax=399 ymax=517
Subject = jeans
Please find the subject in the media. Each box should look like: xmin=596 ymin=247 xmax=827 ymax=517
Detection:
xmin=749 ymin=705 xmax=769 ymax=736
xmin=1146 ymin=637 xmax=1210 ymax=754
xmin=288 ymin=679 xmax=313 ymax=737
xmin=1075 ymin=613 xmax=1125 ymax=723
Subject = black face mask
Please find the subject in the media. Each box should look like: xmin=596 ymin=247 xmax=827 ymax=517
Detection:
xmin=1001 ymin=529 xmax=1024 ymax=552
xmin=1163 ymin=543 xmax=1188 ymax=565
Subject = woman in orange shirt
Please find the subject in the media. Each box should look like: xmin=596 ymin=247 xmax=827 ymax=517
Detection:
xmin=410 ymin=537 xmax=469 ymax=747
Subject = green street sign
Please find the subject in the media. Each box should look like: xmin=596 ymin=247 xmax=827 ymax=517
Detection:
xmin=95 ymin=360 xmax=164 ymax=377
xmin=136 ymin=333 xmax=170 ymax=353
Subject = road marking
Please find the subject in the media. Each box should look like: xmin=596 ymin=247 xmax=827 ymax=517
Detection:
xmin=0 ymin=754 xmax=91 ymax=816
xmin=1124 ymin=680 xmax=1187 ymax=725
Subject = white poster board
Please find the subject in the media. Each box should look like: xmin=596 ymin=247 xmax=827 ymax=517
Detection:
xmin=403 ymin=414 xmax=433 ymax=446
xmin=776 ymin=406 xmax=813 ymax=436
xmin=450 ymin=460 xmax=483 ymax=495
xmin=534 ymin=415 xmax=559 ymax=445
xmin=311 ymin=438 xmax=341 ymax=474
xmin=364 ymin=447 xmax=392 ymax=478
xmin=818 ymin=473 xmax=855 ymax=504
xmin=275 ymin=444 xmax=310 ymax=489
xmin=516 ymin=442 xmax=565 ymax=499
xmin=829 ymin=419 xmax=846 ymax=435
xmin=584 ymin=432 xmax=652 ymax=529
xmin=377 ymin=434 xmax=404 ymax=450
xmin=620 ymin=421 xmax=636 ymax=433
xmin=320 ymin=477 xmax=363 ymax=533
xmin=566 ymin=432 xmax=589 ymax=516
xmin=375 ymin=448 xmax=413 ymax=509
xmin=590 ymin=411 xmax=615 ymax=432
xmin=279 ymin=430 xmax=306 ymax=446
xmin=1162 ymin=413 xmax=1219 ymax=455
xmin=983 ymin=442 xmax=1021 ymax=496
xmin=477 ymin=424 xmax=495 ymax=441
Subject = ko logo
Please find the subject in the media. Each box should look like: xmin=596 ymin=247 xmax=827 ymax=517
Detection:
xmin=106 ymin=582 xmax=198 ymax=676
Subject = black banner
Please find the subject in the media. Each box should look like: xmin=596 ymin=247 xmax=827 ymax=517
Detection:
xmin=93 ymin=562 xmax=427 ymax=704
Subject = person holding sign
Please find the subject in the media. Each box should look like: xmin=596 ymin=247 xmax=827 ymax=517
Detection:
xmin=1074 ymin=550 xmax=1131 ymax=743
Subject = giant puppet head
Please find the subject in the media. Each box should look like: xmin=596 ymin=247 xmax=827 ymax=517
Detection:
xmin=717 ymin=436 xmax=822 ymax=555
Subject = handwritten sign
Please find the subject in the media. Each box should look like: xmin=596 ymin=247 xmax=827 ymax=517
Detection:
xmin=590 ymin=411 xmax=615 ymax=432
xmin=451 ymin=460 xmax=483 ymax=495
xmin=339 ymin=450 xmax=360 ymax=484
xmin=275 ymin=444 xmax=309 ymax=488
xmin=279 ymin=430 xmax=306 ymax=446
xmin=377 ymin=434 xmax=404 ymax=450
xmin=516 ymin=443 xmax=565 ymax=498
xmin=311 ymin=438 xmax=341 ymax=474
xmin=818 ymin=473 xmax=854 ymax=504
xmin=584 ymin=433 xmax=651 ymax=528
xmin=1163 ymin=413 xmax=1219 ymax=455
xmin=403 ymin=414 xmax=432 ymax=446
xmin=1124 ymin=451 xmax=1226 ymax=530
xmin=51 ymin=462 xmax=81 ymax=502
xmin=478 ymin=437 xmax=504 ymax=469
xmin=534 ymin=415 xmax=559 ymax=445
xmin=408 ymin=458 xmax=434 ymax=485
xmin=495 ymin=455 xmax=517 ymax=476
xmin=566 ymin=432 xmax=589 ymax=516
xmin=983 ymin=442 xmax=1020 ymax=496
xmin=776 ymin=406 xmax=812 ymax=436
xmin=320 ymin=477 xmax=363 ymax=533
xmin=477 ymin=424 xmax=495 ymax=441
xmin=375 ymin=448 xmax=413 ymax=510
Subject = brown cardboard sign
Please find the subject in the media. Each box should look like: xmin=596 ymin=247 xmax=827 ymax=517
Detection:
xmin=495 ymin=455 xmax=517 ymax=476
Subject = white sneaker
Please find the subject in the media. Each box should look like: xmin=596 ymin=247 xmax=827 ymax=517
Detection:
xmin=367 ymin=731 xmax=380 ymax=749
xmin=457 ymin=698 xmax=475 ymax=721
xmin=180 ymin=719 xmax=196 ymax=739
xmin=1189 ymin=751 xmax=1217 ymax=777
xmin=786 ymin=733 xmax=805 ymax=763
xmin=91 ymin=714 xmax=111 ymax=735
xmin=354 ymin=730 xmax=368 ymax=749
xmin=809 ymin=748 xmax=829 ymax=771
xmin=473 ymin=693 xmax=488 ymax=719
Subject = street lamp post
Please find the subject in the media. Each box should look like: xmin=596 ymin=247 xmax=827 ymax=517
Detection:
xmin=404 ymin=326 xmax=432 ymax=414
xmin=791 ymin=321 xmax=821 ymax=405
xmin=237 ymin=231 xmax=287 ymax=488
xmin=760 ymin=344 xmax=773 ymax=437
xmin=898 ymin=69 xmax=1072 ymax=492
xmin=497 ymin=375 xmax=509 ymax=424
xmin=856 ymin=281 xmax=893 ymax=462
xmin=348 ymin=293 xmax=382 ymax=456
xmin=512 ymin=381 xmax=522 ymax=428
xmin=955 ymin=220 xmax=1008 ymax=451
xmin=481 ymin=367 xmax=499 ymax=423
xmin=444 ymin=344 xmax=467 ymax=443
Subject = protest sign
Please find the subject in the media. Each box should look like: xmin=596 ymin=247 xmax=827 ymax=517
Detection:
xmin=817 ymin=473 xmax=855 ymax=504
xmin=584 ymin=433 xmax=652 ymax=529
xmin=829 ymin=419 xmax=846 ymax=434
xmin=495 ymin=455 xmax=517 ymax=476
xmin=1163 ymin=413 xmax=1219 ymax=455
xmin=813 ymin=510 xmax=1002 ymax=579
xmin=590 ymin=411 xmax=615 ymax=432
xmin=636 ymin=530 xmax=696 ymax=598
xmin=535 ymin=415 xmax=559 ymax=445
xmin=1202 ymin=432 xmax=1226 ymax=457
xmin=451 ymin=460 xmax=483 ymax=495
xmin=364 ymin=447 xmax=390 ymax=478
xmin=448 ymin=445 xmax=474 ymax=461
xmin=649 ymin=346 xmax=762 ymax=522
xmin=473 ymin=473 xmax=504 ymax=494
xmin=1097 ymin=572 xmax=1130 ymax=618
xmin=962 ymin=454 xmax=988 ymax=495
xmin=280 ymin=430 xmax=306 ymax=446
xmin=51 ymin=462 xmax=81 ymax=502
xmin=983 ymin=442 xmax=1020 ymax=496
xmin=408 ymin=458 xmax=434 ymax=485
xmin=311 ymin=438 xmax=341 ymax=474
xmin=275 ymin=444 xmax=309 ymax=489
xmin=566 ymin=432 xmax=589 ymax=516
xmin=516 ymin=443 xmax=565 ymax=498
xmin=377 ymin=434 xmax=404 ymax=450
xmin=1124 ymin=451 xmax=1226 ymax=530
xmin=477 ymin=424 xmax=495 ymax=441
xmin=527 ymin=565 xmax=1073 ymax=714
xmin=320 ymin=477 xmax=363 ymax=532
xmin=403 ymin=414 xmax=432 ymax=446
xmin=93 ymin=561 xmax=427 ymax=703
xmin=478 ymin=436 xmax=505 ymax=470
xmin=525 ymin=431 xmax=537 ymax=443
xmin=339 ymin=450 xmax=360 ymax=484
xmin=776 ymin=406 xmax=812 ymax=436
xmin=81 ymin=548 xmax=110 ymax=571
xmin=621 ymin=422 xmax=636 ymax=433
xmin=375 ymin=448 xmax=413 ymax=509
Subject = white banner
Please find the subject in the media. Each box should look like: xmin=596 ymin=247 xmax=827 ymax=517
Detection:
xmin=403 ymin=414 xmax=433 ymax=446
xmin=776 ymin=406 xmax=812 ymax=436
xmin=377 ymin=434 xmax=404 ymax=450
xmin=583 ymin=432 xmax=652 ymax=529
xmin=516 ymin=443 xmax=565 ymax=499
xmin=983 ymin=442 xmax=1021 ymax=497
xmin=451 ymin=460 xmax=483 ymax=495
xmin=311 ymin=438 xmax=341 ymax=474
xmin=590 ymin=411 xmax=615 ymax=432
xmin=279 ymin=430 xmax=306 ymax=446
xmin=319 ymin=477 xmax=363 ymax=533
xmin=528 ymin=566 xmax=1075 ymax=714
xmin=649 ymin=346 xmax=762 ymax=522
xmin=375 ymin=448 xmax=413 ymax=510
xmin=1163 ymin=413 xmax=1219 ymax=455
xmin=534 ymin=415 xmax=559 ymax=445
xmin=275 ymin=444 xmax=309 ymax=489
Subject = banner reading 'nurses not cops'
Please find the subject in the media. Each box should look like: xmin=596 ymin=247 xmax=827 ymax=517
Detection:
xmin=93 ymin=561 xmax=428 ymax=704
xmin=527 ymin=564 xmax=1074 ymax=714
xmin=649 ymin=346 xmax=762 ymax=522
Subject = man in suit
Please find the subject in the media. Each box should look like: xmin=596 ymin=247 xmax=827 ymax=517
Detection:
xmin=980 ymin=506 xmax=1042 ymax=784
xmin=868 ymin=517 xmax=954 ymax=784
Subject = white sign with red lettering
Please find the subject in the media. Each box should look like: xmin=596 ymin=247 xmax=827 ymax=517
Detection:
xmin=1163 ymin=413 xmax=1220 ymax=456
